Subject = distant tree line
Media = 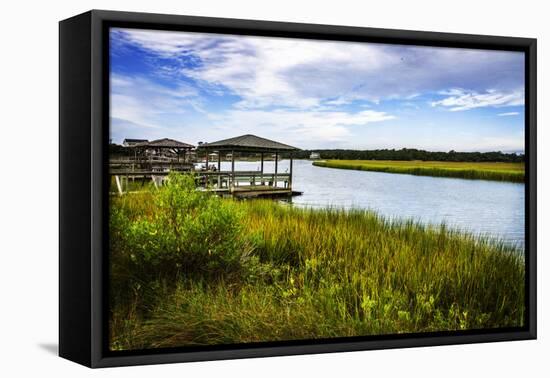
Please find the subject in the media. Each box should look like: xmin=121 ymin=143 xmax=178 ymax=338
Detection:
xmin=288 ymin=148 xmax=524 ymax=163
xmin=110 ymin=142 xmax=524 ymax=163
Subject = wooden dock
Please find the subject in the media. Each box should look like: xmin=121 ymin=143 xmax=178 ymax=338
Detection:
xmin=110 ymin=134 xmax=301 ymax=198
xmin=209 ymin=186 xmax=303 ymax=199
xmin=109 ymin=169 xmax=300 ymax=198
xmin=234 ymin=190 xmax=303 ymax=199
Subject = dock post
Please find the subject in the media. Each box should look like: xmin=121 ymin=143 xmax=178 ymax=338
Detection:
xmin=260 ymin=152 xmax=264 ymax=185
xmin=274 ymin=152 xmax=278 ymax=188
xmin=231 ymin=150 xmax=235 ymax=191
xmin=289 ymin=155 xmax=293 ymax=190
xmin=115 ymin=175 xmax=123 ymax=195
xmin=217 ymin=152 xmax=221 ymax=188
xmin=205 ymin=151 xmax=210 ymax=187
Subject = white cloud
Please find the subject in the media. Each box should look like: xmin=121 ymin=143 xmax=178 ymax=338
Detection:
xmin=109 ymin=29 xmax=526 ymax=151
xmin=430 ymin=88 xmax=524 ymax=111
xmin=115 ymin=29 xmax=399 ymax=108
xmin=111 ymin=29 xmax=217 ymax=57
xmin=462 ymin=135 xmax=525 ymax=153
xmin=113 ymin=28 xmax=524 ymax=111
xmin=110 ymin=73 xmax=202 ymax=129
xmin=178 ymin=35 xmax=395 ymax=109
xmin=109 ymin=72 xmax=395 ymax=147
xmin=206 ymin=109 xmax=395 ymax=147
xmin=498 ymin=112 xmax=520 ymax=116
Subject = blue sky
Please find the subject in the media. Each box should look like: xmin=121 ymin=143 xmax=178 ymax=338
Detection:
xmin=110 ymin=28 xmax=525 ymax=152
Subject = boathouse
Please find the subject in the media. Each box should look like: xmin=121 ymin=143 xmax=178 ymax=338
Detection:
xmin=122 ymin=138 xmax=148 ymax=147
xmin=132 ymin=138 xmax=195 ymax=168
xmin=134 ymin=138 xmax=194 ymax=158
xmin=198 ymin=134 xmax=300 ymax=198
xmin=110 ymin=138 xmax=195 ymax=193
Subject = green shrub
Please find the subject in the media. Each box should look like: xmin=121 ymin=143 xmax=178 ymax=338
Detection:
xmin=111 ymin=173 xmax=255 ymax=283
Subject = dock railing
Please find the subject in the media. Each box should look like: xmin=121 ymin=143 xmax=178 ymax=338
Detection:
xmin=109 ymin=169 xmax=292 ymax=194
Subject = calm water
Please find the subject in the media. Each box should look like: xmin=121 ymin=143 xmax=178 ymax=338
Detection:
xmin=212 ymin=159 xmax=525 ymax=248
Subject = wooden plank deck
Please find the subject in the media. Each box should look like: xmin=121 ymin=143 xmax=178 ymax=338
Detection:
xmin=206 ymin=186 xmax=302 ymax=199
xmin=109 ymin=170 xmax=298 ymax=198
xmin=233 ymin=189 xmax=303 ymax=199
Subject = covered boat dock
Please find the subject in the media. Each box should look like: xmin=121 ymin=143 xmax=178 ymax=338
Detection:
xmin=198 ymin=134 xmax=302 ymax=198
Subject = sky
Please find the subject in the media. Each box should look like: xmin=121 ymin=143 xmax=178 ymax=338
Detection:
xmin=109 ymin=28 xmax=525 ymax=153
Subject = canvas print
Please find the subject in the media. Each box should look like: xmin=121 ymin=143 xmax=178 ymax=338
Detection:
xmin=108 ymin=27 xmax=526 ymax=351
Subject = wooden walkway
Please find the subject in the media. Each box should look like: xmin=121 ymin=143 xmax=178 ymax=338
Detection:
xmin=109 ymin=169 xmax=299 ymax=198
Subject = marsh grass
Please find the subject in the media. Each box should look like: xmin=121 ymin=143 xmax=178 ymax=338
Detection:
xmin=109 ymin=175 xmax=525 ymax=350
xmin=312 ymin=160 xmax=525 ymax=182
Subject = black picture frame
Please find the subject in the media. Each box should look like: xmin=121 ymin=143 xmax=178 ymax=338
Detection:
xmin=59 ymin=9 xmax=537 ymax=368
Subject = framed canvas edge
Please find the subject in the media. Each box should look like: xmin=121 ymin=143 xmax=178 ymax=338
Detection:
xmin=59 ymin=10 xmax=93 ymax=367
xmin=526 ymin=37 xmax=537 ymax=341
xmin=92 ymin=330 xmax=535 ymax=368
xmin=69 ymin=9 xmax=537 ymax=368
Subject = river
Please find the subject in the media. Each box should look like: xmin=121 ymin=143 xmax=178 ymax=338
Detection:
xmin=211 ymin=159 xmax=525 ymax=248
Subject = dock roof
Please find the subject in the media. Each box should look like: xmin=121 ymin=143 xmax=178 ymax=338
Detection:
xmin=123 ymin=138 xmax=148 ymax=144
xmin=134 ymin=138 xmax=194 ymax=149
xmin=199 ymin=134 xmax=299 ymax=153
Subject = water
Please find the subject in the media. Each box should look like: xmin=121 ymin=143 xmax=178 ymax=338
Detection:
xmin=211 ymin=159 xmax=525 ymax=248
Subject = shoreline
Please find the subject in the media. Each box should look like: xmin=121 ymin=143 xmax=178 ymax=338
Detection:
xmin=313 ymin=160 xmax=524 ymax=183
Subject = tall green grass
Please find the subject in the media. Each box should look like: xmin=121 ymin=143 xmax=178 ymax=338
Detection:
xmin=313 ymin=160 xmax=525 ymax=182
xmin=109 ymin=175 xmax=525 ymax=350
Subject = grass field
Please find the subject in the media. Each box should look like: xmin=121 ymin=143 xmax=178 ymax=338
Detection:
xmin=312 ymin=160 xmax=524 ymax=182
xmin=109 ymin=174 xmax=524 ymax=350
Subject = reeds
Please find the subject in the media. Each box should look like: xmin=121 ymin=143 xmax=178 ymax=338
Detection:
xmin=110 ymin=188 xmax=525 ymax=350
xmin=312 ymin=160 xmax=525 ymax=182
